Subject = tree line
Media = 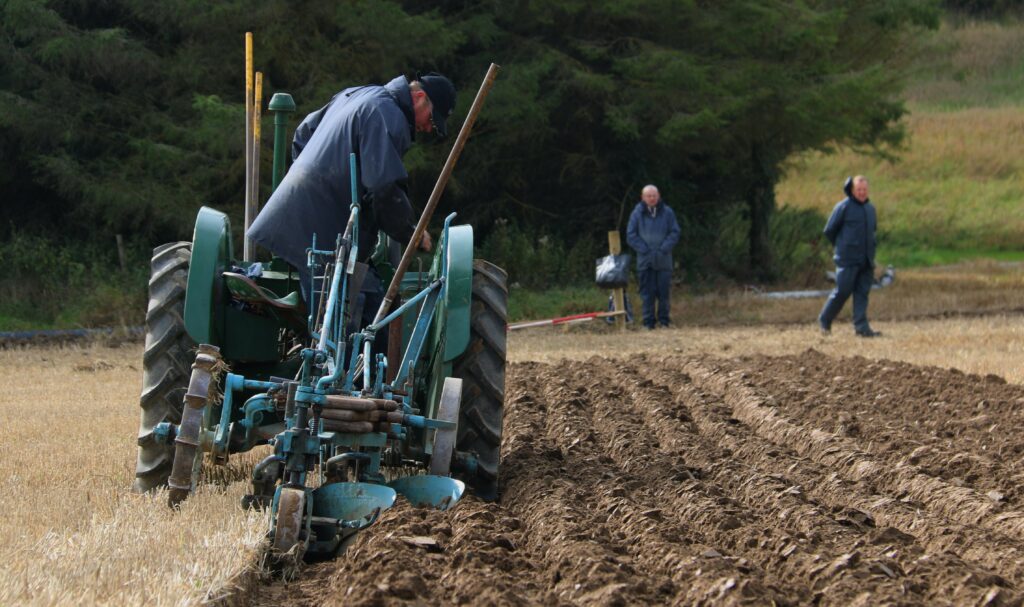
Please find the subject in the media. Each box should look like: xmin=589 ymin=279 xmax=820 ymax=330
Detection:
xmin=1 ymin=0 xmax=940 ymax=283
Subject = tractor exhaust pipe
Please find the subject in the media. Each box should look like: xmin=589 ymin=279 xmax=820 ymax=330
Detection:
xmin=372 ymin=63 xmax=500 ymax=325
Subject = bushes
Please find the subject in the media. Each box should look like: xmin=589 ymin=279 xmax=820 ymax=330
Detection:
xmin=476 ymin=220 xmax=603 ymax=289
xmin=478 ymin=208 xmax=831 ymax=292
xmin=713 ymin=206 xmax=830 ymax=286
xmin=0 ymin=231 xmax=147 ymax=330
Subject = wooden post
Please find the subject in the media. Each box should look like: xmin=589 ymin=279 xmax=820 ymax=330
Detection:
xmin=116 ymin=234 xmax=127 ymax=272
xmin=608 ymin=231 xmax=626 ymax=333
xmin=252 ymin=71 xmax=263 ymax=219
xmin=243 ymin=32 xmax=254 ymax=262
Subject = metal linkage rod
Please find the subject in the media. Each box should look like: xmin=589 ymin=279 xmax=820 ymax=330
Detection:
xmin=372 ymin=63 xmax=500 ymax=324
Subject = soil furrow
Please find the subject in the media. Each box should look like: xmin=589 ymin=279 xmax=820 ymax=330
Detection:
xmin=718 ymin=352 xmax=1024 ymax=509
xmin=682 ymin=358 xmax=1024 ymax=543
xmin=597 ymin=357 xmax=989 ymax=605
xmin=666 ymin=356 xmax=1022 ymax=602
xmin=578 ymin=357 xmax=917 ymax=604
xmin=513 ymin=363 xmax=766 ymax=605
xmin=251 ymin=351 xmax=1024 ymax=606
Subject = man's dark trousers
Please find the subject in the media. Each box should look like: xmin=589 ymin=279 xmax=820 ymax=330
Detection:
xmin=639 ymin=268 xmax=671 ymax=328
xmin=819 ymin=263 xmax=873 ymax=332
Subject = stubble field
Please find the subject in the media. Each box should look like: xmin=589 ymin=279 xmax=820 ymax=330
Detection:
xmin=2 ymin=282 xmax=1023 ymax=605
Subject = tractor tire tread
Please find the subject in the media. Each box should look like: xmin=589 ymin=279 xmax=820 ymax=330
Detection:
xmin=142 ymin=315 xmax=187 ymax=366
xmin=148 ymin=257 xmax=189 ymax=290
xmin=472 ymin=278 xmax=508 ymax=317
xmin=472 ymin=260 xmax=509 ymax=294
xmin=135 ymin=242 xmax=196 ymax=493
xmin=452 ymin=260 xmax=507 ymax=500
xmin=152 ymin=241 xmax=191 ymax=259
xmin=145 ymin=283 xmax=186 ymax=323
xmin=469 ymin=302 xmax=507 ymax=361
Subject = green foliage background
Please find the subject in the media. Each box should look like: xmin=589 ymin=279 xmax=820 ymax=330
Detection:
xmin=0 ymin=0 xmax=942 ymax=326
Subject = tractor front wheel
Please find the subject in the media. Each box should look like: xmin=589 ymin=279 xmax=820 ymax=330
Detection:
xmin=134 ymin=242 xmax=196 ymax=492
xmin=453 ymin=260 xmax=508 ymax=501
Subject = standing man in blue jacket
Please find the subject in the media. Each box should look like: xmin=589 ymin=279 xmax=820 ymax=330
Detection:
xmin=818 ymin=176 xmax=881 ymax=337
xmin=627 ymin=185 xmax=681 ymax=329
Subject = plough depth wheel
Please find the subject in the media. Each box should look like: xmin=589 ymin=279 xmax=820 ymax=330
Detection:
xmin=429 ymin=377 xmax=462 ymax=476
xmin=273 ymin=487 xmax=306 ymax=555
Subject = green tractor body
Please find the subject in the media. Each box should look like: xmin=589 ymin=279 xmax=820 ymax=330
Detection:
xmin=135 ymin=89 xmax=506 ymax=561
xmin=181 ymin=205 xmax=474 ymax=375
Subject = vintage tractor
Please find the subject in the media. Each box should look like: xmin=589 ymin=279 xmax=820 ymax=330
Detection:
xmin=134 ymin=65 xmax=505 ymax=559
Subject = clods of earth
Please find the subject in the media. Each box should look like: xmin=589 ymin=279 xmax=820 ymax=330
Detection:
xmin=258 ymin=350 xmax=1024 ymax=606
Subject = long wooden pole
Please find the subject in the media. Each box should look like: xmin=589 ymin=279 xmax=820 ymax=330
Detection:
xmin=507 ymin=310 xmax=625 ymax=331
xmin=252 ymin=71 xmax=263 ymax=222
xmin=608 ymin=231 xmax=627 ymax=333
xmin=243 ymin=32 xmax=254 ymax=261
xmin=372 ymin=63 xmax=501 ymax=324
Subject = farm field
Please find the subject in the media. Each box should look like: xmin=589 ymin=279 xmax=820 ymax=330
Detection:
xmin=2 ymin=299 xmax=1023 ymax=604
xmin=4 ymin=6 xmax=1024 ymax=605
xmin=260 ymin=349 xmax=1024 ymax=605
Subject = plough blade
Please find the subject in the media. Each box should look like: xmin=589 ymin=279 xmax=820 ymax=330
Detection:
xmin=390 ymin=476 xmax=465 ymax=510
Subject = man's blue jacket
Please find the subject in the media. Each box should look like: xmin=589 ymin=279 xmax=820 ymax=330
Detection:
xmin=626 ymin=200 xmax=681 ymax=271
xmin=248 ymin=75 xmax=418 ymax=272
xmin=824 ymin=178 xmax=877 ymax=268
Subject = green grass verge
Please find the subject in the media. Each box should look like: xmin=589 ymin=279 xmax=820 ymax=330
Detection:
xmin=508 ymin=285 xmax=610 ymax=322
xmin=882 ymin=246 xmax=1024 ymax=268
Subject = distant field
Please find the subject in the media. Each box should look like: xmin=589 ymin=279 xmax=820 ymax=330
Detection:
xmin=777 ymin=20 xmax=1024 ymax=268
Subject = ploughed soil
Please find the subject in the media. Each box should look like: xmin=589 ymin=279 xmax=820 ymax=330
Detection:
xmin=255 ymin=351 xmax=1024 ymax=606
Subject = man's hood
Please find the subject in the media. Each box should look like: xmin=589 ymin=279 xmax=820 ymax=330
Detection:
xmin=384 ymin=75 xmax=415 ymax=137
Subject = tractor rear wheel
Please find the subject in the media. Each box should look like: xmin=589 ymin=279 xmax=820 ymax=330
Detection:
xmin=134 ymin=242 xmax=196 ymax=492
xmin=453 ymin=260 xmax=508 ymax=501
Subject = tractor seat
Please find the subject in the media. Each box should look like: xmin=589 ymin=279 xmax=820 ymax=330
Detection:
xmin=223 ymin=272 xmax=308 ymax=334
xmin=223 ymin=272 xmax=302 ymax=309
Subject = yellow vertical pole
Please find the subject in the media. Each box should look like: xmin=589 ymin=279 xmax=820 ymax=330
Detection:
xmin=608 ymin=231 xmax=626 ymax=332
xmin=252 ymin=71 xmax=263 ymax=222
xmin=243 ymin=32 xmax=254 ymax=262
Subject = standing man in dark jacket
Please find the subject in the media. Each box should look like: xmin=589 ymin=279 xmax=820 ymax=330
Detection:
xmin=248 ymin=73 xmax=456 ymax=305
xmin=626 ymin=185 xmax=681 ymax=329
xmin=818 ymin=175 xmax=881 ymax=337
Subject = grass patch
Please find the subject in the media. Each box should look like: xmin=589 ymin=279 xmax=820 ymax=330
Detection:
xmin=907 ymin=19 xmax=1024 ymax=109
xmin=0 ymin=344 xmax=268 ymax=605
xmin=883 ymin=245 xmax=1024 ymax=267
xmin=509 ymin=284 xmax=610 ymax=322
xmin=778 ymin=106 xmax=1024 ymax=267
xmin=778 ymin=19 xmax=1024 ymax=270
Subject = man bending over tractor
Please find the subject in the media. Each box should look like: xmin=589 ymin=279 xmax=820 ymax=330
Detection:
xmin=248 ymin=72 xmax=457 ymax=323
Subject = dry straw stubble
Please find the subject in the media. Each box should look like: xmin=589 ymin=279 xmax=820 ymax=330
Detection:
xmin=0 ymin=344 xmax=267 ymax=606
